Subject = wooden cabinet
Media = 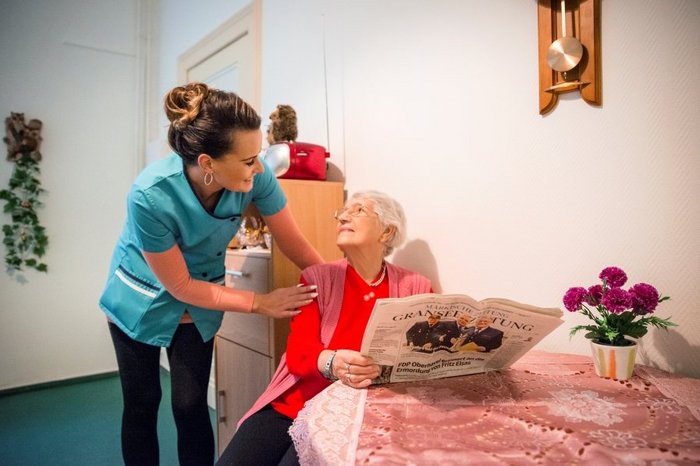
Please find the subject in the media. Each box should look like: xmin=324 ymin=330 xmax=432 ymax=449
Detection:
xmin=214 ymin=180 xmax=344 ymax=455
xmin=215 ymin=336 xmax=271 ymax=451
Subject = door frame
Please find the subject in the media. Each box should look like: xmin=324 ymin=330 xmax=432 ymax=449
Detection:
xmin=177 ymin=0 xmax=262 ymax=111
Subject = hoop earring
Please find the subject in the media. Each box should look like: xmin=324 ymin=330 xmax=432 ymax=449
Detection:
xmin=204 ymin=172 xmax=214 ymax=186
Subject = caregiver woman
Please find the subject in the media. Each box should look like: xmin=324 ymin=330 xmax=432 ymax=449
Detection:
xmin=99 ymin=82 xmax=322 ymax=466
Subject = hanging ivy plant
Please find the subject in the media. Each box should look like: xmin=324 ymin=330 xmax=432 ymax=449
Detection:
xmin=0 ymin=157 xmax=49 ymax=272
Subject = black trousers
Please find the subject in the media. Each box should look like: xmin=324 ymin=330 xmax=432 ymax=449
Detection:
xmin=109 ymin=322 xmax=215 ymax=466
xmin=216 ymin=404 xmax=299 ymax=466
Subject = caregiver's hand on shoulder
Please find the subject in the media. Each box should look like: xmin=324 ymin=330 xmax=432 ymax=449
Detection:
xmin=252 ymin=284 xmax=318 ymax=319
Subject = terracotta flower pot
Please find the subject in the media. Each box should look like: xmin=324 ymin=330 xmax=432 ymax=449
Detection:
xmin=589 ymin=340 xmax=638 ymax=380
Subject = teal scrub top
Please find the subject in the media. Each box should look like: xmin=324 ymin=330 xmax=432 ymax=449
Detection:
xmin=99 ymin=153 xmax=286 ymax=346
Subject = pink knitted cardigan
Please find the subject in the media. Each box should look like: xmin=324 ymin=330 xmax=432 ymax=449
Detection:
xmin=237 ymin=258 xmax=432 ymax=428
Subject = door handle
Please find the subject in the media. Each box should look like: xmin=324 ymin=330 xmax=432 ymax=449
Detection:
xmin=217 ymin=389 xmax=226 ymax=423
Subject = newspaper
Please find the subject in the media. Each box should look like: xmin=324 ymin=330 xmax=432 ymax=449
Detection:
xmin=360 ymin=293 xmax=564 ymax=384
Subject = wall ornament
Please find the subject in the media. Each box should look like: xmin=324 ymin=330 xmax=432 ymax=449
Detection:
xmin=1 ymin=112 xmax=49 ymax=273
xmin=537 ymin=0 xmax=601 ymax=115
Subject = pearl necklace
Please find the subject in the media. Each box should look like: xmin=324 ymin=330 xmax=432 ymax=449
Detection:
xmin=363 ymin=264 xmax=387 ymax=302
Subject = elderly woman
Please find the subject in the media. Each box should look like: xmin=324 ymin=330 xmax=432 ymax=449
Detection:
xmin=216 ymin=190 xmax=432 ymax=466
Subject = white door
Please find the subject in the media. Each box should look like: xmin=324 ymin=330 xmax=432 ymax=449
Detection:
xmin=178 ymin=2 xmax=260 ymax=108
xmin=186 ymin=32 xmax=255 ymax=102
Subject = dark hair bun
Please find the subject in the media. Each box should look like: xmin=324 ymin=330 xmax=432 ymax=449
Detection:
xmin=164 ymin=82 xmax=210 ymax=130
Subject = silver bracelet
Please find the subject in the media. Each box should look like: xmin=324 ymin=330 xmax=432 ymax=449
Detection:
xmin=322 ymin=351 xmax=338 ymax=381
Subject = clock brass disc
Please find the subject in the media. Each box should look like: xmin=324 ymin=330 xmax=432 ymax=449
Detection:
xmin=547 ymin=36 xmax=583 ymax=72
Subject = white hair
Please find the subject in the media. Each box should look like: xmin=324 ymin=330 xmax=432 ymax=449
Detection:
xmin=349 ymin=190 xmax=407 ymax=256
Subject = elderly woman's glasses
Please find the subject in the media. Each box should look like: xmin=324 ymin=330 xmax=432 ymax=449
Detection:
xmin=333 ymin=204 xmax=375 ymax=220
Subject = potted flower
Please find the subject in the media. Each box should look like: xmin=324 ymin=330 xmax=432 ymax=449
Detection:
xmin=563 ymin=266 xmax=676 ymax=379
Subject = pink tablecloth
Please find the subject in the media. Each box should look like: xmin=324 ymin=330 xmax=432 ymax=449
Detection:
xmin=290 ymin=351 xmax=700 ymax=465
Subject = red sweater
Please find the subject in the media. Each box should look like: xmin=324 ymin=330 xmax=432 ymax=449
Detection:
xmin=272 ymin=264 xmax=389 ymax=419
xmin=236 ymin=259 xmax=432 ymax=428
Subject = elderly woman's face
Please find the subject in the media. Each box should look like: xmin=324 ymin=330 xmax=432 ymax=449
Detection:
xmin=335 ymin=199 xmax=386 ymax=253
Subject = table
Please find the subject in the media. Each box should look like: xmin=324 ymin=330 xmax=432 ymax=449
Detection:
xmin=290 ymin=351 xmax=700 ymax=465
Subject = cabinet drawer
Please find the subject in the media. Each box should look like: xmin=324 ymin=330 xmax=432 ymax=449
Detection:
xmin=219 ymin=313 xmax=272 ymax=356
xmin=224 ymin=251 xmax=270 ymax=293
xmin=219 ymin=251 xmax=272 ymax=355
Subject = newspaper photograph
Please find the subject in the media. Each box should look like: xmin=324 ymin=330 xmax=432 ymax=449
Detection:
xmin=360 ymin=293 xmax=564 ymax=384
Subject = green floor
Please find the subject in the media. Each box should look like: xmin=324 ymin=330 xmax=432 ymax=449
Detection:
xmin=0 ymin=369 xmax=216 ymax=466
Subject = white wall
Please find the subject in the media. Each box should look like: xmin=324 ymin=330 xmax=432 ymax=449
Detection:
xmin=0 ymin=0 xmax=141 ymax=389
xmin=258 ymin=0 xmax=700 ymax=377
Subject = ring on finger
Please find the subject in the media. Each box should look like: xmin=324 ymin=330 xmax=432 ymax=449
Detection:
xmin=346 ymin=363 xmax=351 ymax=374
xmin=346 ymin=373 xmax=352 ymax=384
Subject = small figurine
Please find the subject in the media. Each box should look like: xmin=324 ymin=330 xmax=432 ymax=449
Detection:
xmin=266 ymin=104 xmax=298 ymax=145
xmin=4 ymin=112 xmax=43 ymax=162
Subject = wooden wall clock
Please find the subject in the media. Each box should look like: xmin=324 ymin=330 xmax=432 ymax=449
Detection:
xmin=537 ymin=0 xmax=601 ymax=115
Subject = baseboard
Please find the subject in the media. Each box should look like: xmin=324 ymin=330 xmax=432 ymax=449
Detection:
xmin=0 ymin=371 xmax=119 ymax=397
xmin=2 ymin=357 xmax=216 ymax=411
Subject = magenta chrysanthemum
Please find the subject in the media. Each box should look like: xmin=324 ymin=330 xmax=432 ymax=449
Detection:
xmin=629 ymin=283 xmax=660 ymax=315
xmin=564 ymin=267 xmax=675 ymax=345
xmin=585 ymin=285 xmax=603 ymax=306
xmin=563 ymin=287 xmax=587 ymax=312
xmin=600 ymin=287 xmax=632 ymax=314
xmin=599 ymin=267 xmax=628 ymax=288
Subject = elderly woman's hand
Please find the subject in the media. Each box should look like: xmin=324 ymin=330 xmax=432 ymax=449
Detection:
xmin=252 ymin=285 xmax=317 ymax=319
xmin=333 ymin=349 xmax=379 ymax=388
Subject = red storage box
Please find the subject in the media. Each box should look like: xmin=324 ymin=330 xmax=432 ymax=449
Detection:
xmin=262 ymin=142 xmax=329 ymax=181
